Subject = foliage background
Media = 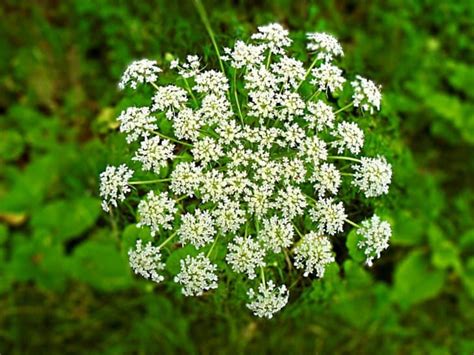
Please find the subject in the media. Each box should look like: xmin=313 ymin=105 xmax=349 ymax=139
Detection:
xmin=1 ymin=0 xmax=473 ymax=353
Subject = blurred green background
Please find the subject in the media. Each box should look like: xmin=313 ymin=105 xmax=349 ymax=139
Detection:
xmin=1 ymin=0 xmax=473 ymax=353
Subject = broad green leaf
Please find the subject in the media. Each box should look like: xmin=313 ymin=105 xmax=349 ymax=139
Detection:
xmin=30 ymin=197 xmax=101 ymax=241
xmin=346 ymin=229 xmax=366 ymax=263
xmin=392 ymin=250 xmax=445 ymax=308
xmin=166 ymin=244 xmax=198 ymax=274
xmin=428 ymin=224 xmax=461 ymax=271
xmin=70 ymin=239 xmax=133 ymax=291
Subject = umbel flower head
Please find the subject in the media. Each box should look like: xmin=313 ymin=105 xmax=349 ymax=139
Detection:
xmin=100 ymin=22 xmax=392 ymax=319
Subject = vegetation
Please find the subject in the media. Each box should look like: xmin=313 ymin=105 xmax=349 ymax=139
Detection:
xmin=0 ymin=0 xmax=473 ymax=353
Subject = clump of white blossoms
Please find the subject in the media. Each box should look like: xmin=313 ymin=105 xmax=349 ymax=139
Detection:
xmin=100 ymin=22 xmax=393 ymax=319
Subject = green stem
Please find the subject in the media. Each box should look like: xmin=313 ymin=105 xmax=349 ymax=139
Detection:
xmin=260 ymin=266 xmax=266 ymax=287
xmin=158 ymin=231 xmax=178 ymax=249
xmin=297 ymin=56 xmax=319 ymax=91
xmin=292 ymin=223 xmax=304 ymax=239
xmin=150 ymin=82 xmax=160 ymax=91
xmin=265 ymin=51 xmax=272 ymax=69
xmin=183 ymin=77 xmax=199 ymax=106
xmin=175 ymin=195 xmax=188 ymax=203
xmin=308 ymin=89 xmax=321 ymax=101
xmin=233 ymin=68 xmax=244 ymax=125
xmin=334 ymin=102 xmax=354 ymax=114
xmin=193 ymin=0 xmax=225 ymax=75
xmin=304 ymin=193 xmax=318 ymax=205
xmin=340 ymin=172 xmax=354 ymax=176
xmin=153 ymin=130 xmax=193 ymax=147
xmin=129 ymin=178 xmax=171 ymax=185
xmin=328 ymin=155 xmax=361 ymax=163
xmin=345 ymin=218 xmax=361 ymax=228
xmin=206 ymin=234 xmax=220 ymax=258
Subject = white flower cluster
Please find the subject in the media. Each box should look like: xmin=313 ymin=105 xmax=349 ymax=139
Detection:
xmin=174 ymin=253 xmax=218 ymax=296
xmin=118 ymin=59 xmax=162 ymax=90
xmin=128 ymin=239 xmax=165 ymax=283
xmin=100 ymin=23 xmax=393 ymax=319
xmin=137 ymin=191 xmax=177 ymax=236
xmin=352 ymin=156 xmax=392 ymax=197
xmin=99 ymin=164 xmax=133 ymax=212
xmin=357 ymin=215 xmax=392 ymax=266
xmin=294 ymin=232 xmax=335 ymax=277
xmin=247 ymin=281 xmax=289 ymax=319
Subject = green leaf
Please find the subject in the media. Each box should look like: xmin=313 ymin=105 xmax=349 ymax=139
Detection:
xmin=70 ymin=239 xmax=133 ymax=291
xmin=392 ymin=210 xmax=425 ymax=246
xmin=166 ymin=245 xmax=198 ymax=274
xmin=0 ymin=130 xmax=24 ymax=161
xmin=346 ymin=229 xmax=366 ymax=263
xmin=428 ymin=224 xmax=461 ymax=271
xmin=392 ymin=250 xmax=445 ymax=308
xmin=460 ymin=258 xmax=474 ymax=299
xmin=30 ymin=197 xmax=101 ymax=241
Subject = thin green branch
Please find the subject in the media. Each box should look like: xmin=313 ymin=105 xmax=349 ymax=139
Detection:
xmin=158 ymin=231 xmax=178 ymax=249
xmin=345 ymin=218 xmax=361 ymax=228
xmin=328 ymin=155 xmax=361 ymax=163
xmin=334 ymin=102 xmax=354 ymax=114
xmin=192 ymin=0 xmax=225 ymax=74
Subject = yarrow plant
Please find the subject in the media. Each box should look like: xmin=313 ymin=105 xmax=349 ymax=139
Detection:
xmin=100 ymin=20 xmax=393 ymax=319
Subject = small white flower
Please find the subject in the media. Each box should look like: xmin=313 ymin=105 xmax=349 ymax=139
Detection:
xmin=173 ymin=108 xmax=203 ymax=142
xmin=251 ymin=23 xmax=292 ymax=55
xmin=277 ymin=92 xmax=305 ymax=121
xmin=132 ymin=136 xmax=175 ymax=174
xmin=128 ymin=239 xmax=165 ymax=283
xmin=178 ymin=209 xmax=216 ymax=248
xmin=137 ymin=191 xmax=177 ymax=236
xmin=223 ymin=40 xmax=265 ymax=68
xmin=310 ymin=163 xmax=341 ymax=197
xmin=294 ymin=232 xmax=335 ymax=277
xmin=282 ymin=123 xmax=306 ymax=148
xmin=298 ymin=136 xmax=328 ymax=165
xmin=173 ymin=55 xmax=202 ymax=78
xmin=352 ymin=156 xmax=392 ymax=198
xmin=281 ymin=157 xmax=307 ymax=184
xmin=259 ymin=216 xmax=294 ymax=253
xmin=247 ymin=90 xmax=278 ymax=122
xmin=192 ymin=137 xmax=224 ymax=164
xmin=99 ymin=164 xmax=133 ymax=212
xmin=226 ymin=236 xmax=266 ymax=279
xmin=331 ymin=121 xmax=364 ymax=155
xmin=174 ymin=253 xmax=218 ymax=296
xmin=275 ymin=185 xmax=308 ymax=219
xmin=200 ymin=170 xmax=228 ymax=203
xmin=306 ymin=32 xmax=344 ymax=62
xmin=310 ymin=198 xmax=346 ymax=235
xmin=246 ymin=280 xmax=289 ymax=319
xmin=305 ymin=101 xmax=335 ymax=131
xmin=216 ymin=119 xmax=242 ymax=144
xmin=245 ymin=184 xmax=274 ymax=217
xmin=356 ymin=215 xmax=391 ymax=266
xmin=244 ymin=66 xmax=278 ymax=91
xmin=351 ymin=75 xmax=382 ymax=114
xmin=194 ymin=70 xmax=229 ymax=95
xmin=151 ymin=85 xmax=188 ymax=114
xmin=253 ymin=159 xmax=280 ymax=185
xmin=199 ymin=94 xmax=233 ymax=125
xmin=271 ymin=56 xmax=306 ymax=89
xmin=225 ymin=170 xmax=251 ymax=196
xmin=118 ymin=59 xmax=161 ymax=90
xmin=255 ymin=127 xmax=282 ymax=150
xmin=311 ymin=63 xmax=346 ymax=93
xmin=117 ymin=107 xmax=157 ymax=143
xmin=170 ymin=162 xmax=203 ymax=197
xmin=213 ymin=200 xmax=246 ymax=234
